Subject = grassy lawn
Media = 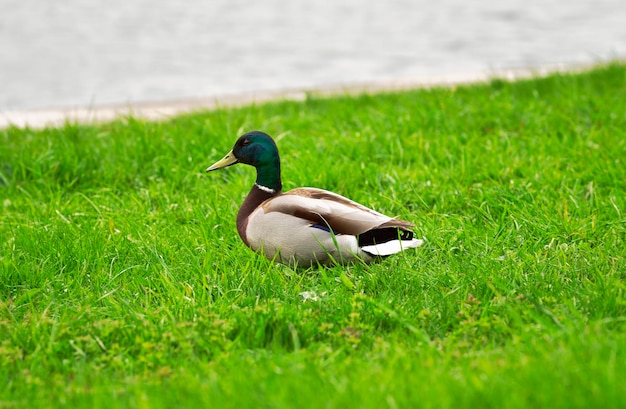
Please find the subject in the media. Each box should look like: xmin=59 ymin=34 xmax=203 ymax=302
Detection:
xmin=1 ymin=63 xmax=625 ymax=408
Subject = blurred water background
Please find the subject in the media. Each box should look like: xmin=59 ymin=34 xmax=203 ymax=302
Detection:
xmin=1 ymin=0 xmax=625 ymax=112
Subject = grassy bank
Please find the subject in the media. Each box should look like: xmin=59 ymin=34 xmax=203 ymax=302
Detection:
xmin=1 ymin=63 xmax=625 ymax=408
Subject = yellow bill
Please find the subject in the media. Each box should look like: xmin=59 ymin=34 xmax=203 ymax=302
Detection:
xmin=206 ymin=150 xmax=238 ymax=172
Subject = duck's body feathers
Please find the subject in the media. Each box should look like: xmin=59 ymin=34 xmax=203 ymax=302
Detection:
xmin=241 ymin=187 xmax=423 ymax=266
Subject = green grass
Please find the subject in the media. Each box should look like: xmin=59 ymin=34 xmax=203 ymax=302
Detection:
xmin=1 ymin=63 xmax=626 ymax=408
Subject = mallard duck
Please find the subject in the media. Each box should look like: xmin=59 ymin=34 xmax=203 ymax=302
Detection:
xmin=206 ymin=131 xmax=423 ymax=266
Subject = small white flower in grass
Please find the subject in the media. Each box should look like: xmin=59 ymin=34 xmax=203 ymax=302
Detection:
xmin=299 ymin=291 xmax=325 ymax=302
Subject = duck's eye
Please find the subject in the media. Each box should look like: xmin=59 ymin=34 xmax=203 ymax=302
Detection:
xmin=242 ymin=139 xmax=252 ymax=146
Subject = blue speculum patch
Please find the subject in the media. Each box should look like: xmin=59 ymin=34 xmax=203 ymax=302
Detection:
xmin=310 ymin=224 xmax=335 ymax=233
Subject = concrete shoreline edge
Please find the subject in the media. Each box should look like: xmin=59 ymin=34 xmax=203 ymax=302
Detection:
xmin=0 ymin=63 xmax=603 ymax=130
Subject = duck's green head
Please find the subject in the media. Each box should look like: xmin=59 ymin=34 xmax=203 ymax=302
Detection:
xmin=206 ymin=131 xmax=282 ymax=191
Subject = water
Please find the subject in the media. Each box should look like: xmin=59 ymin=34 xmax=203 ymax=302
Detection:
xmin=1 ymin=0 xmax=625 ymax=112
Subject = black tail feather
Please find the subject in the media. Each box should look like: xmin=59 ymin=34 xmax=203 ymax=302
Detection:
xmin=357 ymin=228 xmax=413 ymax=247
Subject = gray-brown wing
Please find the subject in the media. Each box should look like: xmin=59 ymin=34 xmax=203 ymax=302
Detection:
xmin=261 ymin=187 xmax=414 ymax=235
